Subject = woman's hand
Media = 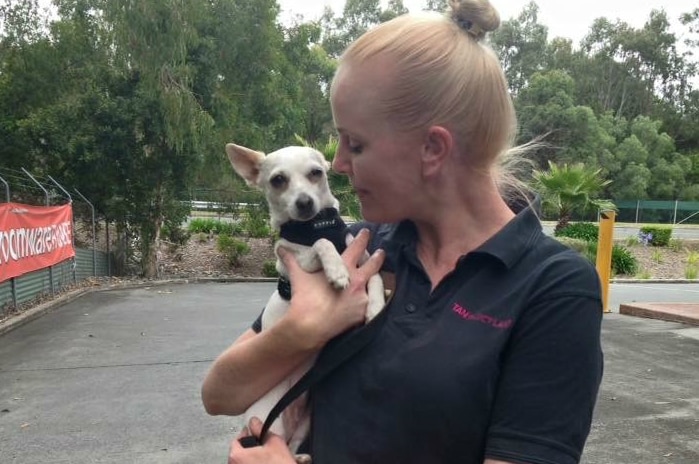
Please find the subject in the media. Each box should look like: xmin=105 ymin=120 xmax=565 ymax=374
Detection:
xmin=278 ymin=228 xmax=385 ymax=350
xmin=228 ymin=417 xmax=296 ymax=464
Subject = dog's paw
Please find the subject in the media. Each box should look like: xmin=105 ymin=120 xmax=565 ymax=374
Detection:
xmin=294 ymin=454 xmax=312 ymax=464
xmin=325 ymin=265 xmax=350 ymax=289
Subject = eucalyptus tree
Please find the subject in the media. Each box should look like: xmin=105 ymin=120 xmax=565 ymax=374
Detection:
xmin=489 ymin=1 xmax=549 ymax=96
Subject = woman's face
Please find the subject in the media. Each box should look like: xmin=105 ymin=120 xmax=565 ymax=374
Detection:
xmin=330 ymin=64 xmax=424 ymax=224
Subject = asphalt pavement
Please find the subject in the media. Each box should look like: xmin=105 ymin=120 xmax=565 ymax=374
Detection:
xmin=1 ymin=281 xmax=698 ymax=463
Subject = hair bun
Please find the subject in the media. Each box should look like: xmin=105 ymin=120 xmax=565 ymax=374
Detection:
xmin=449 ymin=0 xmax=500 ymax=41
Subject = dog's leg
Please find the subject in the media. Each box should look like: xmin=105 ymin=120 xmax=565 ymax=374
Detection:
xmin=312 ymin=238 xmax=350 ymax=289
xmin=365 ymin=273 xmax=385 ymax=321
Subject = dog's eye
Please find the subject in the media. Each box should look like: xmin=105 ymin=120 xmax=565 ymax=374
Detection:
xmin=309 ymin=168 xmax=323 ymax=179
xmin=270 ymin=174 xmax=287 ymax=188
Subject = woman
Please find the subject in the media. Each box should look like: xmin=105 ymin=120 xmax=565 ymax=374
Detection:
xmin=202 ymin=1 xmax=604 ymax=463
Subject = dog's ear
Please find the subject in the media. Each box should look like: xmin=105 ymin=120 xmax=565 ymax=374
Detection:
xmin=226 ymin=143 xmax=266 ymax=187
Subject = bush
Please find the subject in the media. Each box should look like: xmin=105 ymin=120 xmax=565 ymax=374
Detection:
xmin=262 ymin=260 xmax=279 ymax=278
xmin=161 ymin=223 xmax=190 ymax=247
xmin=241 ymin=206 xmax=272 ymax=238
xmin=555 ymin=222 xmax=599 ymax=242
xmin=584 ymin=242 xmax=638 ymax=276
xmin=612 ymin=245 xmax=638 ymax=276
xmin=188 ymin=218 xmax=242 ymax=236
xmin=217 ymin=234 xmax=250 ymax=266
xmin=639 ymin=226 xmax=673 ymax=247
xmin=555 ymin=236 xmax=588 ymax=254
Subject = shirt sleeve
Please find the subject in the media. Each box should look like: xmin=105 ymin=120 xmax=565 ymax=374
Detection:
xmin=485 ymin=293 xmax=604 ymax=464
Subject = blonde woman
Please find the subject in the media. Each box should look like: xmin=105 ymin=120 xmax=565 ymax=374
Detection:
xmin=204 ymin=1 xmax=603 ymax=463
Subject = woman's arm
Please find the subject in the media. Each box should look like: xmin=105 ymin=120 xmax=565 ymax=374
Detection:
xmin=201 ymin=229 xmax=385 ymax=416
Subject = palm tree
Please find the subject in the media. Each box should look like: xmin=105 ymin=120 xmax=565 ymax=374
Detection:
xmin=532 ymin=161 xmax=616 ymax=233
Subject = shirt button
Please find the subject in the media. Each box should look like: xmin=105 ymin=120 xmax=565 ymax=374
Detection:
xmin=405 ymin=303 xmax=417 ymax=313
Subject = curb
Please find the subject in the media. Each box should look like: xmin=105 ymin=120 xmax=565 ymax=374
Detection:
xmin=619 ymin=302 xmax=699 ymax=326
xmin=0 ymin=277 xmax=277 ymax=337
xmin=611 ymin=279 xmax=699 ymax=284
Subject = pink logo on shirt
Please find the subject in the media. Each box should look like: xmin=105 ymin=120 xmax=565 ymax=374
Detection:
xmin=452 ymin=302 xmax=513 ymax=329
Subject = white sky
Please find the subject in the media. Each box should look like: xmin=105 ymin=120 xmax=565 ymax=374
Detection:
xmin=278 ymin=0 xmax=696 ymax=45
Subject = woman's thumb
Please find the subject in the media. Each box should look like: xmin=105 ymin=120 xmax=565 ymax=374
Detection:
xmin=276 ymin=246 xmax=299 ymax=275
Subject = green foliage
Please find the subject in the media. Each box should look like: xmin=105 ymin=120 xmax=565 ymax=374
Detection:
xmin=584 ymin=242 xmax=638 ymax=276
xmin=639 ymin=226 xmax=673 ymax=247
xmin=651 ymin=249 xmax=664 ymax=264
xmin=240 ymin=205 xmax=272 ymax=238
xmin=554 ymin=222 xmax=599 ymax=242
xmin=668 ymin=238 xmax=683 ymax=252
xmin=554 ymin=236 xmax=589 ymax=253
xmin=611 ymin=245 xmax=639 ymax=276
xmin=532 ymin=161 xmax=615 ymax=232
xmin=161 ymin=222 xmax=191 ymax=246
xmin=685 ymin=265 xmax=698 ymax=280
xmin=188 ymin=218 xmax=241 ymax=236
xmin=262 ymin=260 xmax=280 ymax=278
xmin=217 ymin=234 xmax=250 ymax=267
xmin=635 ymin=268 xmax=652 ymax=279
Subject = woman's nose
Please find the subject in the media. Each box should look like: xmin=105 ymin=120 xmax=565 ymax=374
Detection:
xmin=332 ymin=149 xmax=350 ymax=175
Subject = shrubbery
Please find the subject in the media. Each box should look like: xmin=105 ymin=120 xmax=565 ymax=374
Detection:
xmin=217 ymin=234 xmax=250 ymax=266
xmin=639 ymin=226 xmax=673 ymax=247
xmin=556 ymin=222 xmax=638 ymax=276
xmin=555 ymin=222 xmax=599 ymax=242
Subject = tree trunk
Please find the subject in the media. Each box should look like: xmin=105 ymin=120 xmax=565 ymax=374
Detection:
xmin=141 ymin=184 xmax=164 ymax=278
xmin=555 ymin=213 xmax=571 ymax=234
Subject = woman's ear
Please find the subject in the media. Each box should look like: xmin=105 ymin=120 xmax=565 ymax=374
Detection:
xmin=421 ymin=126 xmax=453 ymax=178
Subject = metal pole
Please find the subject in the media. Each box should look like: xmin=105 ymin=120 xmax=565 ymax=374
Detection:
xmin=673 ymin=200 xmax=678 ymax=225
xmin=74 ymin=189 xmax=97 ymax=277
xmin=635 ymin=200 xmax=640 ymax=224
xmin=0 ymin=176 xmax=17 ymax=306
xmin=21 ymin=168 xmax=53 ymax=295
xmin=106 ymin=219 xmax=111 ymax=277
xmin=48 ymin=175 xmax=76 ymax=285
xmin=0 ymin=175 xmax=9 ymax=202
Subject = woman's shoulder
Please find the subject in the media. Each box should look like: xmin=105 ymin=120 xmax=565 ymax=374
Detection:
xmin=524 ymin=233 xmax=602 ymax=301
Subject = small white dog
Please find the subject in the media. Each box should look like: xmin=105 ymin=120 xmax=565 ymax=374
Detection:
xmin=226 ymin=143 xmax=385 ymax=456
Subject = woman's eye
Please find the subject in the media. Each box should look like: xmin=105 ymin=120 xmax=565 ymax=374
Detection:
xmin=347 ymin=138 xmax=363 ymax=154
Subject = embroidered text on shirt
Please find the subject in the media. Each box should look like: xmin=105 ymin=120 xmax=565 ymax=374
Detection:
xmin=452 ymin=302 xmax=513 ymax=329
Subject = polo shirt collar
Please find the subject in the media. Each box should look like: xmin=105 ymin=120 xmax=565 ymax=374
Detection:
xmin=381 ymin=204 xmax=543 ymax=271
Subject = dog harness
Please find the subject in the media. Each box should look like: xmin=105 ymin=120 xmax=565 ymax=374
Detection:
xmin=276 ymin=207 xmax=348 ymax=300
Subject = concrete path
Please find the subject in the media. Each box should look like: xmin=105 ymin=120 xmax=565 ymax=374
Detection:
xmin=0 ymin=282 xmax=698 ymax=463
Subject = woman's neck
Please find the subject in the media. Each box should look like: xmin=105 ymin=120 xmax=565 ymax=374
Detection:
xmin=412 ymin=175 xmax=515 ymax=289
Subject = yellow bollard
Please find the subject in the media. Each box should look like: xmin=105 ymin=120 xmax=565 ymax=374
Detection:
xmin=596 ymin=210 xmax=616 ymax=313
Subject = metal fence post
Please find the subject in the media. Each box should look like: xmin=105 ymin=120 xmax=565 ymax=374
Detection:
xmin=0 ymin=175 xmax=9 ymax=202
xmin=21 ymin=168 xmax=53 ymax=296
xmin=74 ymin=189 xmax=97 ymax=277
xmin=673 ymin=200 xmax=678 ymax=225
xmin=48 ymin=175 xmax=76 ymax=284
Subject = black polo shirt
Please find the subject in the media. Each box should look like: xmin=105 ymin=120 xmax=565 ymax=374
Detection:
xmin=253 ymin=206 xmax=603 ymax=464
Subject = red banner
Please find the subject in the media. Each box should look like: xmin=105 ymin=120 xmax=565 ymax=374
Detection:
xmin=0 ymin=202 xmax=75 ymax=282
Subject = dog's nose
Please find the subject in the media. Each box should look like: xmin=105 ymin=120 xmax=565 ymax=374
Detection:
xmin=295 ymin=195 xmax=314 ymax=215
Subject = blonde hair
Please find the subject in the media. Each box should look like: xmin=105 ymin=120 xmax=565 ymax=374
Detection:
xmin=334 ymin=0 xmax=528 ymax=200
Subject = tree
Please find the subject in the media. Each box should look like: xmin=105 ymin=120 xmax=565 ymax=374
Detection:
xmin=422 ymin=0 xmax=447 ymax=13
xmin=532 ymin=161 xmax=614 ymax=232
xmin=489 ymin=1 xmax=549 ymax=96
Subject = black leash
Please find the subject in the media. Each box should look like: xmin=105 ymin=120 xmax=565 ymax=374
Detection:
xmin=239 ymin=306 xmax=388 ymax=449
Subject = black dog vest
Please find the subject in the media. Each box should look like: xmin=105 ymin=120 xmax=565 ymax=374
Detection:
xmin=276 ymin=208 xmax=348 ymax=300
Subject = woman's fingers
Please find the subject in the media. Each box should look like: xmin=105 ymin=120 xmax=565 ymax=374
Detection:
xmin=343 ymin=228 xmax=372 ymax=265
